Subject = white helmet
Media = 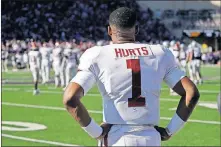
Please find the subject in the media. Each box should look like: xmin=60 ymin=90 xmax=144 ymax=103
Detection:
xmin=180 ymin=43 xmax=185 ymax=49
xmin=55 ymin=42 xmax=60 ymax=47
xmin=97 ymin=40 xmax=104 ymax=46
xmin=170 ymin=40 xmax=176 ymax=47
xmin=162 ymin=41 xmax=169 ymax=48
xmin=191 ymin=41 xmax=196 ymax=47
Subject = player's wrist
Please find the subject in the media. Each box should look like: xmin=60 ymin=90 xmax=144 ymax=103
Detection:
xmin=82 ymin=119 xmax=103 ymax=138
xmin=166 ymin=113 xmax=186 ymax=136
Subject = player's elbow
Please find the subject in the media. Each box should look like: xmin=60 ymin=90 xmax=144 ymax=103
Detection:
xmin=187 ymin=86 xmax=200 ymax=104
xmin=63 ymin=93 xmax=79 ymax=109
xmin=63 ymin=83 xmax=84 ymax=109
xmin=63 ymin=88 xmax=78 ymax=108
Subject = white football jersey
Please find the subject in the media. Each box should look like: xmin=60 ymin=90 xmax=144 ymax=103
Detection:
xmin=179 ymin=50 xmax=186 ymax=60
xmin=40 ymin=47 xmax=51 ymax=61
xmin=193 ymin=46 xmax=201 ymax=58
xmin=53 ymin=47 xmax=62 ymax=64
xmin=71 ymin=43 xmax=185 ymax=125
xmin=169 ymin=45 xmax=179 ymax=58
xmin=15 ymin=53 xmax=23 ymax=63
xmin=28 ymin=50 xmax=40 ymax=68
xmin=64 ymin=48 xmax=78 ymax=67
xmin=1 ymin=50 xmax=8 ymax=60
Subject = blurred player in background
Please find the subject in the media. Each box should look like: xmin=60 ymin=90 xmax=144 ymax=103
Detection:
xmin=29 ymin=42 xmax=41 ymax=95
xmin=162 ymin=40 xmax=169 ymax=49
xmin=63 ymin=7 xmax=200 ymax=146
xmin=40 ymin=42 xmax=52 ymax=84
xmin=169 ymin=40 xmax=180 ymax=96
xmin=187 ymin=41 xmax=203 ymax=84
xmin=186 ymin=43 xmax=194 ymax=82
xmin=179 ymin=43 xmax=187 ymax=72
xmin=63 ymin=42 xmax=79 ymax=88
xmin=191 ymin=41 xmax=203 ymax=84
xmin=1 ymin=43 xmax=9 ymax=72
xmin=15 ymin=50 xmax=25 ymax=69
xmin=52 ymin=41 xmax=65 ymax=88
xmin=23 ymin=50 xmax=29 ymax=70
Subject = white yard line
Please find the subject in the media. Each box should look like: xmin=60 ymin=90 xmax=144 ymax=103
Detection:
xmin=2 ymin=102 xmax=220 ymax=125
xmin=2 ymin=87 xmax=218 ymax=103
xmin=2 ymin=134 xmax=80 ymax=146
xmin=3 ymin=87 xmax=220 ymax=94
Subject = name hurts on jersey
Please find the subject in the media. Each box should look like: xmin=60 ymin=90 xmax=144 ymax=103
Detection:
xmin=115 ymin=47 xmax=149 ymax=57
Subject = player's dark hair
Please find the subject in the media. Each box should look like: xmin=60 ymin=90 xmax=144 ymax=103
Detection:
xmin=109 ymin=7 xmax=136 ymax=29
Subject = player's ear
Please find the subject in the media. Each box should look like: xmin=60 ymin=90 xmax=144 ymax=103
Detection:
xmin=108 ymin=26 xmax=112 ymax=36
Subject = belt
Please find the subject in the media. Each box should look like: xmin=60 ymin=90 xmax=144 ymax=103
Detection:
xmin=112 ymin=124 xmax=155 ymax=132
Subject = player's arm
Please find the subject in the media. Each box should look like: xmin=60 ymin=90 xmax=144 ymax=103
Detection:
xmin=186 ymin=50 xmax=193 ymax=63
xmin=155 ymin=49 xmax=200 ymax=141
xmin=63 ymin=73 xmax=112 ymax=140
xmin=63 ymin=47 xmax=111 ymax=140
xmin=156 ymin=77 xmax=199 ymax=140
xmin=63 ymin=82 xmax=91 ymax=126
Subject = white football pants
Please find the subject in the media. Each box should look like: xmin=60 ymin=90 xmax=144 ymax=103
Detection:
xmin=65 ymin=64 xmax=77 ymax=87
xmin=180 ymin=60 xmax=187 ymax=73
xmin=41 ymin=60 xmax=50 ymax=83
xmin=192 ymin=59 xmax=202 ymax=83
xmin=98 ymin=125 xmax=161 ymax=146
xmin=30 ymin=67 xmax=39 ymax=82
xmin=2 ymin=59 xmax=8 ymax=71
xmin=187 ymin=61 xmax=194 ymax=81
xmin=53 ymin=62 xmax=65 ymax=87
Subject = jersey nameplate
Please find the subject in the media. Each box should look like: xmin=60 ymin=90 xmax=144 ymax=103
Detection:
xmin=114 ymin=47 xmax=151 ymax=58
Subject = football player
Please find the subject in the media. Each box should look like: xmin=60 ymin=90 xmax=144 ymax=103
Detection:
xmin=52 ymin=42 xmax=64 ymax=87
xmin=63 ymin=7 xmax=200 ymax=146
xmin=191 ymin=41 xmax=203 ymax=84
xmin=40 ymin=42 xmax=51 ymax=84
xmin=15 ymin=50 xmax=25 ymax=69
xmin=162 ymin=40 xmax=169 ymax=49
xmin=1 ymin=43 xmax=9 ymax=72
xmin=186 ymin=44 xmax=194 ymax=82
xmin=169 ymin=40 xmax=180 ymax=96
xmin=179 ymin=43 xmax=187 ymax=72
xmin=28 ymin=42 xmax=41 ymax=95
xmin=186 ymin=41 xmax=202 ymax=84
xmin=63 ymin=42 xmax=79 ymax=88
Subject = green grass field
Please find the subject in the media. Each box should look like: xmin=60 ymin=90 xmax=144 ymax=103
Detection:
xmin=2 ymin=66 xmax=221 ymax=146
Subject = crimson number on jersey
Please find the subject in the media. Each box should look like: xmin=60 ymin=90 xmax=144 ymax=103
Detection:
xmin=126 ymin=59 xmax=146 ymax=107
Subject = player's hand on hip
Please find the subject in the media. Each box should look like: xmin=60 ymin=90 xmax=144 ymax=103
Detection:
xmin=96 ymin=123 xmax=113 ymax=140
xmin=154 ymin=126 xmax=171 ymax=141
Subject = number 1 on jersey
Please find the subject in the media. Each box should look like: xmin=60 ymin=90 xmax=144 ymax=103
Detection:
xmin=126 ymin=59 xmax=146 ymax=107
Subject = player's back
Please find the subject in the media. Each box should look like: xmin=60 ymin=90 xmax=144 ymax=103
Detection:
xmin=79 ymin=43 xmax=183 ymax=125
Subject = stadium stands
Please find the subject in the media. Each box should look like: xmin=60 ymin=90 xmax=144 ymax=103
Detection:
xmin=1 ymin=0 xmax=172 ymax=42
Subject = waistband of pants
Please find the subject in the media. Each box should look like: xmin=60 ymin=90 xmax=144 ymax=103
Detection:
xmin=111 ymin=124 xmax=155 ymax=132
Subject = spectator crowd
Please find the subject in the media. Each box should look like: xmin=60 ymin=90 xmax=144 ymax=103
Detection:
xmin=2 ymin=0 xmax=172 ymax=43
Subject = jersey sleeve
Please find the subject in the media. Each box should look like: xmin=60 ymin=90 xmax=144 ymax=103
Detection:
xmin=163 ymin=48 xmax=185 ymax=88
xmin=70 ymin=46 xmax=101 ymax=95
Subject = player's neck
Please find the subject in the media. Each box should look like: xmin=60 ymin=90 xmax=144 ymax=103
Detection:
xmin=112 ymin=38 xmax=135 ymax=44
